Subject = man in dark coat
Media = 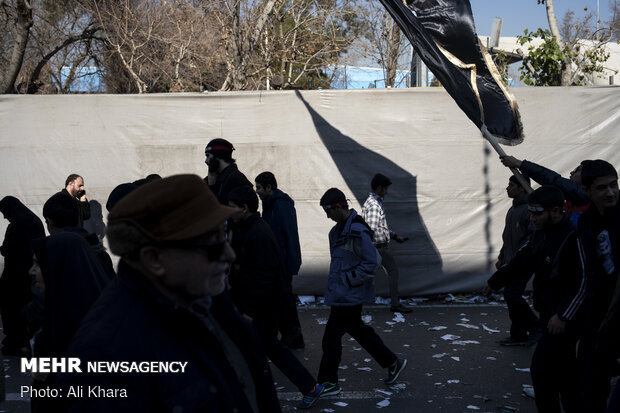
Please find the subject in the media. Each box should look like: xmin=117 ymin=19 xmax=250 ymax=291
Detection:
xmin=484 ymin=186 xmax=586 ymax=413
xmin=55 ymin=175 xmax=281 ymax=413
xmin=43 ymin=192 xmax=116 ymax=280
xmin=0 ymin=196 xmax=45 ymax=355
xmin=204 ymin=138 xmax=252 ymax=205
xmin=255 ymin=171 xmax=304 ymax=349
xmin=56 ymin=174 xmax=91 ymax=227
xmin=227 ymin=185 xmax=323 ymax=409
xmin=575 ymin=160 xmax=620 ymax=412
xmin=495 ymin=175 xmax=539 ymax=346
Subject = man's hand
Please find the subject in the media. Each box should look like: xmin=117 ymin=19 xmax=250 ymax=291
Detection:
xmin=78 ymin=190 xmax=87 ymax=202
xmin=482 ymin=284 xmax=493 ymax=297
xmin=394 ymin=236 xmax=408 ymax=244
xmin=547 ymin=314 xmax=567 ymax=335
xmin=500 ymin=155 xmax=523 ymax=169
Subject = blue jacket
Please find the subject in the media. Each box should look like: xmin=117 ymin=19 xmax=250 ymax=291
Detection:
xmin=262 ymin=189 xmax=302 ymax=277
xmin=325 ymin=209 xmax=377 ymax=306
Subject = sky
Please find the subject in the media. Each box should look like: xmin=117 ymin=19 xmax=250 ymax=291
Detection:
xmin=470 ymin=0 xmax=616 ymax=36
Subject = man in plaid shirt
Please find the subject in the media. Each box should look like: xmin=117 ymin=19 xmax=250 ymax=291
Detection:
xmin=362 ymin=174 xmax=411 ymax=313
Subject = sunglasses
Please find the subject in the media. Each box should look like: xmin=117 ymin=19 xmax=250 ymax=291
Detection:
xmin=321 ymin=201 xmax=348 ymax=212
xmin=157 ymin=229 xmax=232 ymax=261
xmin=528 ymin=205 xmax=558 ymax=216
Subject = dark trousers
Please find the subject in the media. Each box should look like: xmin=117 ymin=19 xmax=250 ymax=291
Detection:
xmin=278 ymin=274 xmax=304 ymax=344
xmin=377 ymin=246 xmax=400 ymax=306
xmin=318 ymin=305 xmax=397 ymax=383
xmin=503 ymin=276 xmax=539 ymax=340
xmin=530 ymin=329 xmax=580 ymax=413
xmin=579 ymin=336 xmax=616 ymax=413
xmin=253 ymin=312 xmax=315 ymax=395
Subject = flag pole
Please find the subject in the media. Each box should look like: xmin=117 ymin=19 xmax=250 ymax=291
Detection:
xmin=481 ymin=125 xmax=533 ymax=193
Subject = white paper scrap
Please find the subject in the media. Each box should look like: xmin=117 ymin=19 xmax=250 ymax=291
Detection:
xmin=447 ymin=379 xmax=460 ymax=384
xmin=333 ymin=402 xmax=348 ymax=407
xmin=377 ymin=399 xmax=391 ymax=408
xmin=432 ymin=353 xmax=448 ymax=359
xmin=467 ymin=406 xmax=480 ymax=410
xmin=456 ymin=323 xmax=479 ymax=329
xmin=428 ymin=326 xmax=448 ymax=331
xmin=451 ymin=357 xmax=460 ymax=361
xmin=481 ymin=324 xmax=500 ymax=333
xmin=317 ymin=318 xmax=328 ymax=325
xmin=392 ymin=313 xmax=406 ymax=323
xmin=441 ymin=334 xmax=461 ymax=341
xmin=357 ymin=367 xmax=372 ymax=371
xmin=452 ymin=340 xmax=480 ymax=345
xmin=515 ymin=368 xmax=530 ymax=372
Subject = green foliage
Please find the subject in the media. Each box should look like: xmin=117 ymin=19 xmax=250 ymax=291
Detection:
xmin=517 ymin=28 xmax=565 ymax=86
xmin=517 ymin=25 xmax=611 ymax=86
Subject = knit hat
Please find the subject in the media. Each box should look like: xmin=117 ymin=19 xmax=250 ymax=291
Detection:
xmin=205 ymin=138 xmax=235 ymax=161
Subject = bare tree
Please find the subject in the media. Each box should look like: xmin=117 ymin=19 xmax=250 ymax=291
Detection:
xmin=356 ymin=0 xmax=409 ymax=88
xmin=1 ymin=0 xmax=33 ymax=93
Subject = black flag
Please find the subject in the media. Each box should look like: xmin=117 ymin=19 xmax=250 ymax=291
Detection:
xmin=378 ymin=0 xmax=523 ymax=144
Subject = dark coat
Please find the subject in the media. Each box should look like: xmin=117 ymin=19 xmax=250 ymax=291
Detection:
xmin=206 ymin=163 xmax=252 ymax=205
xmin=577 ymin=203 xmax=620 ymax=337
xmin=488 ymin=217 xmax=586 ymax=324
xmin=0 ymin=196 xmax=45 ymax=348
xmin=229 ymin=213 xmax=286 ymax=319
xmin=56 ymin=188 xmax=91 ymax=226
xmin=62 ymin=226 xmax=116 ymax=280
xmin=498 ymin=196 xmax=532 ymax=264
xmin=56 ymin=260 xmax=281 ymax=413
xmin=261 ymin=189 xmax=302 ymax=277
xmin=31 ymin=232 xmax=109 ymax=358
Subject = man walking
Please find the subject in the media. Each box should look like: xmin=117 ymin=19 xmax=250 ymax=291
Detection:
xmin=56 ymin=175 xmax=281 ymax=412
xmin=496 ymin=175 xmax=540 ymax=346
xmin=484 ymin=186 xmax=586 ymax=413
xmin=318 ymin=188 xmax=407 ymax=396
xmin=255 ymin=171 xmax=304 ymax=348
xmin=228 ymin=186 xmax=323 ymax=409
xmin=576 ymin=160 xmax=620 ymax=412
xmin=204 ymin=138 xmax=252 ymax=205
xmin=362 ymin=173 xmax=411 ymax=313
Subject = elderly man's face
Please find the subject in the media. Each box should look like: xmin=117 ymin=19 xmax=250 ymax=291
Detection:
xmin=157 ymin=222 xmax=235 ymax=301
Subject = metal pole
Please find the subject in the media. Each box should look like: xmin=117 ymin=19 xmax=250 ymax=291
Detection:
xmin=481 ymin=125 xmax=533 ymax=193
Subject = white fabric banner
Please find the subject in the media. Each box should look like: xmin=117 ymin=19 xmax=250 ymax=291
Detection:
xmin=0 ymin=87 xmax=618 ymax=295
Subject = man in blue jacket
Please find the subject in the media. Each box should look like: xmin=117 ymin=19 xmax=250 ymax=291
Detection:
xmin=317 ymin=188 xmax=407 ymax=397
xmin=255 ymin=171 xmax=304 ymax=349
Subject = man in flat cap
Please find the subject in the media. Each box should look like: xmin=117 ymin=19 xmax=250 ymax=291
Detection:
xmin=56 ymin=174 xmax=281 ymax=413
xmin=204 ymin=138 xmax=252 ymax=205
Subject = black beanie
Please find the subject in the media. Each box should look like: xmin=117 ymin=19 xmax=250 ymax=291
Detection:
xmin=205 ymin=138 xmax=235 ymax=161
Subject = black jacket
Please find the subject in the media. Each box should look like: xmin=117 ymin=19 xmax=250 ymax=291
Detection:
xmin=262 ymin=189 xmax=302 ymax=277
xmin=577 ymin=203 xmax=620 ymax=337
xmin=488 ymin=217 xmax=586 ymax=324
xmin=57 ymin=188 xmax=91 ymax=226
xmin=206 ymin=163 xmax=252 ymax=205
xmin=56 ymin=260 xmax=281 ymax=413
xmin=229 ymin=213 xmax=286 ymax=319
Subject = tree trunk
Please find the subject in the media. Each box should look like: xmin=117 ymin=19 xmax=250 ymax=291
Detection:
xmin=384 ymin=20 xmax=401 ymax=88
xmin=545 ymin=0 xmax=572 ymax=85
xmin=1 ymin=0 xmax=34 ymax=94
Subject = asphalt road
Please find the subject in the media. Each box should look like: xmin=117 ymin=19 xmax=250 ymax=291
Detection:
xmin=1 ymin=303 xmax=537 ymax=413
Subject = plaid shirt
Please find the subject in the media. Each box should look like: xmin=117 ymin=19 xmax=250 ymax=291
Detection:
xmin=362 ymin=192 xmax=395 ymax=245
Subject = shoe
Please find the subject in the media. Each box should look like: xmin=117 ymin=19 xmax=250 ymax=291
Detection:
xmin=385 ymin=358 xmax=407 ymax=384
xmin=319 ymin=382 xmax=341 ymax=397
xmin=390 ymin=304 xmax=413 ymax=313
xmin=298 ymin=384 xmax=323 ymax=409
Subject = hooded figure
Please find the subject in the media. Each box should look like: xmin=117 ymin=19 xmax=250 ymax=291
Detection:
xmin=0 ymin=196 xmax=45 ymax=355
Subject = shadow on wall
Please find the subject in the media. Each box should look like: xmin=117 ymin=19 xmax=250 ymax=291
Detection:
xmin=294 ymin=91 xmax=443 ymax=289
xmin=84 ymin=200 xmax=106 ymax=242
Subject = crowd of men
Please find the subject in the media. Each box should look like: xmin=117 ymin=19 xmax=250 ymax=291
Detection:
xmin=0 ymin=138 xmax=618 ymax=412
